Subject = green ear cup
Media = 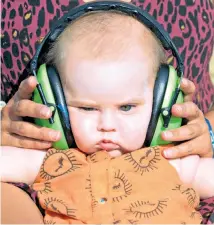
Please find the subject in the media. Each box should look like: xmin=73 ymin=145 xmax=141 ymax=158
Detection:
xmin=33 ymin=64 xmax=182 ymax=149
xmin=32 ymin=64 xmax=69 ymax=150
xmin=150 ymin=65 xmax=184 ymax=146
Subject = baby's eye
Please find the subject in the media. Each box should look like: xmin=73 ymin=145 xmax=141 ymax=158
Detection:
xmin=79 ymin=107 xmax=97 ymax=111
xmin=119 ymin=105 xmax=136 ymax=112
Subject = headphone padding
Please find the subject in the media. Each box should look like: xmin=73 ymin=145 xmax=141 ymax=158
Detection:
xmin=144 ymin=64 xmax=169 ymax=146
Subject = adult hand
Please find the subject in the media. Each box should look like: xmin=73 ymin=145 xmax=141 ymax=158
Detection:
xmin=161 ymin=78 xmax=213 ymax=159
xmin=1 ymin=76 xmax=61 ymax=149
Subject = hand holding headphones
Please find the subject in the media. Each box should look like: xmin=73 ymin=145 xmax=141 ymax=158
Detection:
xmin=161 ymin=78 xmax=214 ymax=159
xmin=1 ymin=1 xmax=213 ymax=159
xmin=31 ymin=1 xmax=184 ymax=150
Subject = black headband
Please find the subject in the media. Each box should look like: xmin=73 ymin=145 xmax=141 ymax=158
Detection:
xmin=30 ymin=0 xmax=183 ymax=75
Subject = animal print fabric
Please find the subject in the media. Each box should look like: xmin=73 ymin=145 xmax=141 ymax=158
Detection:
xmin=1 ymin=0 xmax=214 ymax=112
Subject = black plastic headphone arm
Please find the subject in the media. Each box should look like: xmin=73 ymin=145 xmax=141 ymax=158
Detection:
xmin=30 ymin=1 xmax=184 ymax=76
xmin=161 ymin=87 xmax=181 ymax=128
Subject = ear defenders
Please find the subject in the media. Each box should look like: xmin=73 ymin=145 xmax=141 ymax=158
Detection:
xmin=31 ymin=1 xmax=184 ymax=150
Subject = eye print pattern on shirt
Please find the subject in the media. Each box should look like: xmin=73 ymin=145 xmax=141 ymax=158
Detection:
xmin=44 ymin=197 xmax=76 ymax=218
xmin=127 ymin=219 xmax=139 ymax=224
xmin=40 ymin=149 xmax=82 ymax=180
xmin=113 ymin=219 xmax=138 ymax=224
xmin=112 ymin=170 xmax=132 ymax=202
xmin=172 ymin=184 xmax=197 ymax=207
xmin=32 ymin=181 xmax=52 ymax=195
xmin=89 ymin=152 xmax=109 ymax=163
xmin=112 ymin=213 xmax=139 ymax=224
xmin=124 ymin=147 xmax=160 ymax=175
xmin=124 ymin=199 xmax=168 ymax=219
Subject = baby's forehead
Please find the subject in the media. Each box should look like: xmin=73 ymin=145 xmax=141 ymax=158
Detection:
xmin=60 ymin=37 xmax=157 ymax=91
xmin=62 ymin=56 xmax=154 ymax=94
xmin=59 ymin=11 xmax=159 ymax=58
xmin=48 ymin=11 xmax=165 ymax=87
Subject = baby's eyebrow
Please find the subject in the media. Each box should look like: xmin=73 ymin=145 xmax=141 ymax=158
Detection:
xmin=118 ymin=97 xmax=145 ymax=105
xmin=67 ymin=99 xmax=98 ymax=106
xmin=66 ymin=97 xmax=145 ymax=106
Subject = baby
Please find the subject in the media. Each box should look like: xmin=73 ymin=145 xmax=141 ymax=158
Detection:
xmin=1 ymin=10 xmax=214 ymax=224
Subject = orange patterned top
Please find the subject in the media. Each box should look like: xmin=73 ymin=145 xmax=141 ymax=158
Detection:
xmin=32 ymin=146 xmax=202 ymax=224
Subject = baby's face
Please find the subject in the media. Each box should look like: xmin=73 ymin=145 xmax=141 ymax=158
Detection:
xmin=61 ymin=45 xmax=155 ymax=157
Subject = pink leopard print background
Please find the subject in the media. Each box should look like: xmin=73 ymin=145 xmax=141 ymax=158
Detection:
xmin=1 ymin=0 xmax=214 ymax=224
xmin=1 ymin=0 xmax=214 ymax=112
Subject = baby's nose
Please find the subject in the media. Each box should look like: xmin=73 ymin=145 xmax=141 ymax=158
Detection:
xmin=97 ymin=111 xmax=117 ymax=132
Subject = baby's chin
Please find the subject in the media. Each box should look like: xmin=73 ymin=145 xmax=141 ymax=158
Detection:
xmin=108 ymin=149 xmax=123 ymax=158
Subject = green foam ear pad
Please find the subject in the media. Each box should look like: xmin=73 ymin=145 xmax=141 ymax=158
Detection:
xmin=32 ymin=64 xmax=69 ymax=150
xmin=150 ymin=65 xmax=184 ymax=146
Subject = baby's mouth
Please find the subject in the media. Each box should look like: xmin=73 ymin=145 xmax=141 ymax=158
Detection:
xmin=97 ymin=140 xmax=120 ymax=151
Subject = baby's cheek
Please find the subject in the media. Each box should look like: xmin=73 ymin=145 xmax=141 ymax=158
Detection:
xmin=69 ymin=112 xmax=98 ymax=151
xmin=119 ymin=123 xmax=145 ymax=150
xmin=124 ymin=113 xmax=151 ymax=148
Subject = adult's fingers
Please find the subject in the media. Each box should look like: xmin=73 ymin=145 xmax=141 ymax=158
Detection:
xmin=2 ymin=120 xmax=61 ymax=142
xmin=2 ymin=77 xmax=39 ymax=120
xmin=161 ymin=122 xmax=204 ymax=142
xmin=15 ymin=76 xmax=38 ymax=100
xmin=12 ymin=99 xmax=52 ymax=119
xmin=180 ymin=78 xmax=196 ymax=102
xmin=162 ymin=135 xmax=212 ymax=159
xmin=2 ymin=133 xmax=52 ymax=150
xmin=171 ymin=102 xmax=203 ymax=121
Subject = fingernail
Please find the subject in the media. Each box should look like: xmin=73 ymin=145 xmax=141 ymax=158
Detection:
xmin=175 ymin=105 xmax=182 ymax=112
xmin=50 ymin=131 xmax=60 ymax=141
xmin=41 ymin=107 xmax=51 ymax=117
xmin=163 ymin=131 xmax=173 ymax=139
xmin=163 ymin=149 xmax=174 ymax=158
xmin=182 ymin=78 xmax=188 ymax=86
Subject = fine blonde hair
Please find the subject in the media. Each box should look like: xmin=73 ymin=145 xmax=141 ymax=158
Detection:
xmin=46 ymin=11 xmax=166 ymax=76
